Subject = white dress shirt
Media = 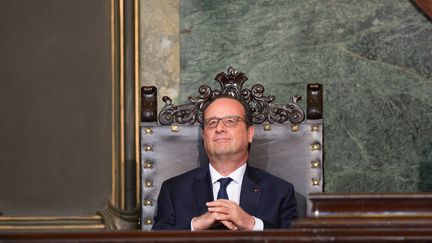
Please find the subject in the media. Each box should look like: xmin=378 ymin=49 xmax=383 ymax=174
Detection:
xmin=191 ymin=163 xmax=264 ymax=231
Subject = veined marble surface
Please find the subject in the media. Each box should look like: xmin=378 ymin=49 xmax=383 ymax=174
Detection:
xmin=179 ymin=0 xmax=432 ymax=192
xmin=140 ymin=0 xmax=180 ymax=111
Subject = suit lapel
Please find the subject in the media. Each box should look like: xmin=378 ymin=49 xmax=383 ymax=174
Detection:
xmin=239 ymin=166 xmax=262 ymax=216
xmin=192 ymin=166 xmax=213 ymax=216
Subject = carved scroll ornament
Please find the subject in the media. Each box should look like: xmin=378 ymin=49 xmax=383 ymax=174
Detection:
xmin=158 ymin=67 xmax=305 ymax=125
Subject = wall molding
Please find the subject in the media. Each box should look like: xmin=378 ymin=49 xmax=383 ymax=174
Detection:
xmin=0 ymin=0 xmax=140 ymax=231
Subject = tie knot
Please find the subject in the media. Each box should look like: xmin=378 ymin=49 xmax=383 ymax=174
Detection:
xmin=218 ymin=177 xmax=233 ymax=188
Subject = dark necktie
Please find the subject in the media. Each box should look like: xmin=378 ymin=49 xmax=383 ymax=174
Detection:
xmin=217 ymin=177 xmax=233 ymax=200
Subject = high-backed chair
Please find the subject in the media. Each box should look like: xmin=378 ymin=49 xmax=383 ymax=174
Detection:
xmin=140 ymin=67 xmax=324 ymax=230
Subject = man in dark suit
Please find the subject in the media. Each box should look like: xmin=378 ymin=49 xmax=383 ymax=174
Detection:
xmin=152 ymin=96 xmax=298 ymax=230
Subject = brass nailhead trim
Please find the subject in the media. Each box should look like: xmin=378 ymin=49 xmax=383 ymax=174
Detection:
xmin=145 ymin=218 xmax=153 ymax=225
xmin=311 ymin=143 xmax=321 ymax=151
xmin=144 ymin=127 xmax=153 ymax=135
xmin=312 ymin=178 xmax=320 ymax=186
xmin=170 ymin=124 xmax=180 ymax=132
xmin=143 ymin=199 xmax=153 ymax=206
xmin=311 ymin=160 xmax=320 ymax=168
xmin=291 ymin=124 xmax=300 ymax=132
xmin=143 ymin=161 xmax=153 ymax=169
xmin=144 ymin=144 xmax=153 ymax=152
xmin=311 ymin=124 xmax=320 ymax=132
xmin=145 ymin=180 xmax=153 ymax=188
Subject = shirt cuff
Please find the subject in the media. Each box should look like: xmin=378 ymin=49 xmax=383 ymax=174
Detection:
xmin=252 ymin=216 xmax=264 ymax=231
xmin=190 ymin=217 xmax=196 ymax=231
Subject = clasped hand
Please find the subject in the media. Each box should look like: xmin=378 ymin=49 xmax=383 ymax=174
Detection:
xmin=192 ymin=199 xmax=255 ymax=230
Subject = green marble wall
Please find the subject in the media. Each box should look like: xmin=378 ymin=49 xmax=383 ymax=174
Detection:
xmin=179 ymin=0 xmax=432 ymax=192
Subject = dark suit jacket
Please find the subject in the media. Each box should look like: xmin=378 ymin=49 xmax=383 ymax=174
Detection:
xmin=152 ymin=164 xmax=298 ymax=230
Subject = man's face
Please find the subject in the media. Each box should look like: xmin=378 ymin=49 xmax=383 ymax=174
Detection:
xmin=202 ymin=98 xmax=254 ymax=160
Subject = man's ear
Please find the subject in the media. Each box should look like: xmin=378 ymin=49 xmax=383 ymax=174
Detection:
xmin=248 ymin=126 xmax=255 ymax=143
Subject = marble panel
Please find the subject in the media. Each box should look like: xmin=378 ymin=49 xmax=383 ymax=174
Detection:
xmin=179 ymin=0 xmax=432 ymax=192
xmin=140 ymin=0 xmax=180 ymax=111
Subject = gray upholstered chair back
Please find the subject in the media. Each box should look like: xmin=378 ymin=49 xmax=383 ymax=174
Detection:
xmin=140 ymin=67 xmax=323 ymax=230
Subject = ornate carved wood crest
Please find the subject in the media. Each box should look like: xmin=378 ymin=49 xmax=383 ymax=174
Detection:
xmin=158 ymin=67 xmax=305 ymax=125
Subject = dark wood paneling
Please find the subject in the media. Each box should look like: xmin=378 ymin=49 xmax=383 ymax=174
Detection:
xmin=2 ymin=229 xmax=432 ymax=242
xmin=416 ymin=0 xmax=432 ymax=19
xmin=294 ymin=193 xmax=432 ymax=233
xmin=308 ymin=193 xmax=432 ymax=215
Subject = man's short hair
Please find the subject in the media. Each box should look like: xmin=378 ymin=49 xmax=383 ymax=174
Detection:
xmin=201 ymin=95 xmax=253 ymax=129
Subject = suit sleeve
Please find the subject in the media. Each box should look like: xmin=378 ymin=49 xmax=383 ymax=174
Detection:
xmin=279 ymin=183 xmax=298 ymax=228
xmin=152 ymin=181 xmax=190 ymax=230
xmin=261 ymin=182 xmax=298 ymax=229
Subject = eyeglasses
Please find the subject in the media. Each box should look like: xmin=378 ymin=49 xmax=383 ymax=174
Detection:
xmin=203 ymin=115 xmax=247 ymax=128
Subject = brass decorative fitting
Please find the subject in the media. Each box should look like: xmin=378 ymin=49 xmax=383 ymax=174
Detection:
xmin=311 ymin=124 xmax=320 ymax=132
xmin=144 ymin=127 xmax=153 ymax=135
xmin=144 ymin=144 xmax=153 ymax=152
xmin=143 ymin=199 xmax=153 ymax=206
xmin=311 ymin=143 xmax=321 ymax=151
xmin=291 ymin=124 xmax=300 ymax=132
xmin=311 ymin=160 xmax=320 ymax=168
xmin=263 ymin=122 xmax=271 ymax=131
xmin=145 ymin=218 xmax=153 ymax=225
xmin=312 ymin=178 xmax=320 ymax=186
xmin=143 ymin=161 xmax=153 ymax=169
xmin=145 ymin=180 xmax=154 ymax=188
xmin=170 ymin=124 xmax=180 ymax=132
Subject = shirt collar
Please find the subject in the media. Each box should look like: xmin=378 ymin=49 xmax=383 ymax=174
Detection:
xmin=209 ymin=162 xmax=247 ymax=185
